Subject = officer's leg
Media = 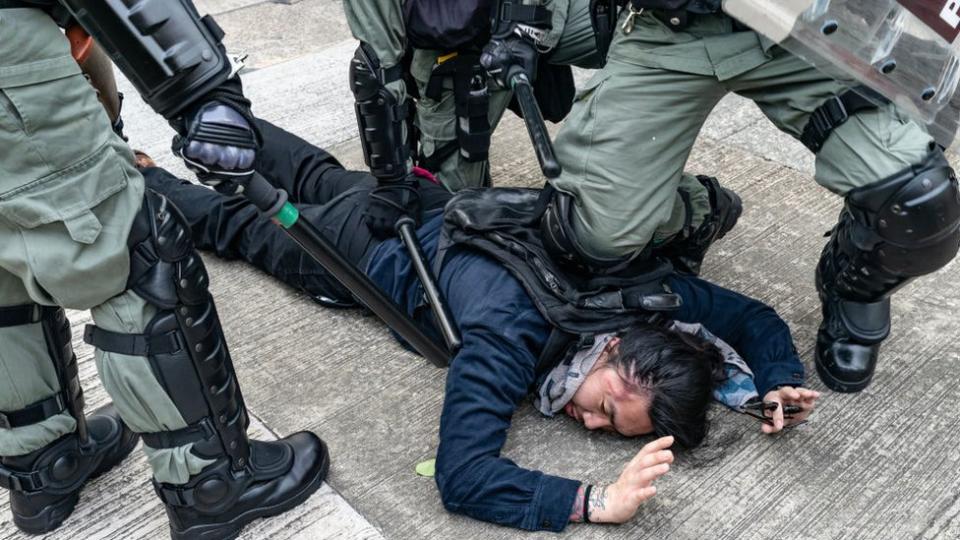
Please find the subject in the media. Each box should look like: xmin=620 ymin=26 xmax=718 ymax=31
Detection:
xmin=730 ymin=48 xmax=960 ymax=392
xmin=547 ymin=49 xmax=724 ymax=266
xmin=0 ymin=10 xmax=141 ymax=534
xmin=0 ymin=269 xmax=139 ymax=535
xmin=412 ymin=49 xmax=513 ymax=191
xmin=0 ymin=10 xmax=327 ymax=537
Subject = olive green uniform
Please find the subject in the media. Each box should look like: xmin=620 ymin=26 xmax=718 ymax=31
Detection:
xmin=550 ymin=10 xmax=933 ymax=259
xmin=344 ymin=0 xmax=605 ymax=191
xmin=0 ymin=8 xmax=211 ymax=484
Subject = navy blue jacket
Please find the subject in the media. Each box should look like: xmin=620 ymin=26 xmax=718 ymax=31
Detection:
xmin=366 ymin=212 xmax=803 ymax=532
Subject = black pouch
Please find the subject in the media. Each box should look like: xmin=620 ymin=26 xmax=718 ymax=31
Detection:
xmin=404 ymin=0 xmax=494 ymax=51
xmin=424 ymin=54 xmax=492 ymax=164
xmin=589 ymin=0 xmax=619 ymax=61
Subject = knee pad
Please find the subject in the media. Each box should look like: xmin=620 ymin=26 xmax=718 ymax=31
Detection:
xmin=540 ymin=188 xmax=640 ymax=274
xmin=84 ymin=190 xmax=249 ymax=469
xmin=830 ymin=149 xmax=960 ymax=300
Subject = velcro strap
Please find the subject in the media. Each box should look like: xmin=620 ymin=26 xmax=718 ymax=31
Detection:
xmin=0 ymin=465 xmax=46 ymax=493
xmin=154 ymin=482 xmax=198 ymax=507
xmin=83 ymin=325 xmax=182 ymax=356
xmin=381 ymin=63 xmax=403 ymax=85
xmin=801 ymin=87 xmax=885 ymax=153
xmin=141 ymin=418 xmax=216 ymax=449
xmin=500 ymin=3 xmax=552 ymax=26
xmin=0 ymin=305 xmax=41 ymax=327
xmin=0 ymin=394 xmax=67 ymax=430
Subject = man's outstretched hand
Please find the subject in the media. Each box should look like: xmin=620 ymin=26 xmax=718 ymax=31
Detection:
xmin=580 ymin=435 xmax=674 ymax=524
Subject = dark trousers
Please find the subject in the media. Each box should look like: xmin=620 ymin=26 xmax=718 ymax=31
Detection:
xmin=144 ymin=119 xmax=452 ymax=302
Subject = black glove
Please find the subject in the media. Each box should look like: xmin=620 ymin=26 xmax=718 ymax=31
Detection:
xmin=171 ymin=78 xmax=261 ymax=195
xmin=365 ymin=177 xmax=421 ymax=239
xmin=480 ymin=31 xmax=540 ymax=89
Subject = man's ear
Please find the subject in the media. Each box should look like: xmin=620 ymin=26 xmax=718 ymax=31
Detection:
xmin=606 ymin=336 xmax=621 ymax=356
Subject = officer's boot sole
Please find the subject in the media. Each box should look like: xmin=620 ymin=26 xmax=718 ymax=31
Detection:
xmin=168 ymin=440 xmax=331 ymax=540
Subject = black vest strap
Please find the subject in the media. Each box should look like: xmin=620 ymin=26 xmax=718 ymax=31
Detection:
xmin=84 ymin=324 xmax=182 ymax=356
xmin=801 ymin=87 xmax=888 ymax=153
xmin=0 ymin=394 xmax=66 ymax=430
xmin=0 ymin=305 xmax=41 ymax=327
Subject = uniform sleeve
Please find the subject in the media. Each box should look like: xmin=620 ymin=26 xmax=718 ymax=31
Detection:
xmin=666 ymin=276 xmax=804 ymax=395
xmin=433 ymin=248 xmax=581 ymax=532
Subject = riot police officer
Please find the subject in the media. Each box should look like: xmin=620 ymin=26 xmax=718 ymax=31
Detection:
xmin=0 ymin=2 xmax=328 ymax=538
xmin=541 ymin=1 xmax=960 ymax=393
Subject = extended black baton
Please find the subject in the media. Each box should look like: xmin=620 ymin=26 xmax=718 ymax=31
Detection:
xmin=510 ymin=73 xmax=562 ymax=179
xmin=241 ymin=173 xmax=450 ymax=368
xmin=396 ymin=217 xmax=462 ymax=354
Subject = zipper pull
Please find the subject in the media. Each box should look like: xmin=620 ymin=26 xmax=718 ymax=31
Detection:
xmin=621 ymin=5 xmax=644 ymax=35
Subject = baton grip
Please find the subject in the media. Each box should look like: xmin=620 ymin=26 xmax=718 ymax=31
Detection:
xmin=510 ymin=74 xmax=562 ymax=179
xmin=396 ymin=217 xmax=462 ymax=354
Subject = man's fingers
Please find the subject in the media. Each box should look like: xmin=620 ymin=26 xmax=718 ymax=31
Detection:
xmin=780 ymin=387 xmax=801 ymax=401
xmin=634 ymin=449 xmax=674 ymax=471
xmin=630 ymin=485 xmax=658 ymax=506
xmin=640 ymin=436 xmax=674 ymax=455
xmin=635 ymin=462 xmax=670 ymax=485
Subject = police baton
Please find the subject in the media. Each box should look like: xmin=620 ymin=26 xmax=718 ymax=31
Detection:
xmin=240 ymin=172 xmax=451 ymax=368
xmin=396 ymin=217 xmax=462 ymax=354
xmin=509 ymin=72 xmax=562 ymax=179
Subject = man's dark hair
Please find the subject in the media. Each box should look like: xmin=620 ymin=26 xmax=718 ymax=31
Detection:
xmin=608 ymin=324 xmax=725 ymax=448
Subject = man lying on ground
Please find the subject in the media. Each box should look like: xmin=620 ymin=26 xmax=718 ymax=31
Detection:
xmin=134 ymin=120 xmax=820 ymax=532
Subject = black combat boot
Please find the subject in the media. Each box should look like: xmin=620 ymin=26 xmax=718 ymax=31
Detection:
xmin=83 ymin=190 xmax=330 ymax=540
xmin=155 ymin=434 xmax=329 ymax=540
xmin=1 ymin=406 xmax=138 ymax=534
xmin=656 ymin=175 xmax=743 ymax=275
xmin=0 ymin=305 xmax=139 ymax=534
xmin=814 ymin=240 xmax=890 ymax=392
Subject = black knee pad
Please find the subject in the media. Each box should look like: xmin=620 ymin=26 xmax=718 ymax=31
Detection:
xmin=830 ymin=149 xmax=960 ymax=301
xmin=540 ymin=188 xmax=640 ymax=274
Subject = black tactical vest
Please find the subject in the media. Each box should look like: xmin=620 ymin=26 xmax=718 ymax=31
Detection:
xmin=438 ymin=188 xmax=683 ymax=375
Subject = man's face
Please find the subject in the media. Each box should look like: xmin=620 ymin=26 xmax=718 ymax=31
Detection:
xmin=565 ymin=340 xmax=654 ymax=437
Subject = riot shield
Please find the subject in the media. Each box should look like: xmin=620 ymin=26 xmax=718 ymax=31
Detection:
xmin=722 ymin=0 xmax=960 ymax=150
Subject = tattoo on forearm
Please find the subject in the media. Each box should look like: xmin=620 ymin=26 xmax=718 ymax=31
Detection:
xmin=589 ymin=485 xmax=608 ymax=521
xmin=569 ymin=484 xmax=586 ymax=522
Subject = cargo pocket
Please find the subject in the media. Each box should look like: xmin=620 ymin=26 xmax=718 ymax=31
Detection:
xmin=0 ymin=71 xmax=110 ymax=186
xmin=0 ymin=144 xmax=128 ymax=244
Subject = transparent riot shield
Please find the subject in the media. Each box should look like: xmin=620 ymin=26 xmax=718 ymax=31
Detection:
xmin=723 ymin=0 xmax=960 ymax=149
